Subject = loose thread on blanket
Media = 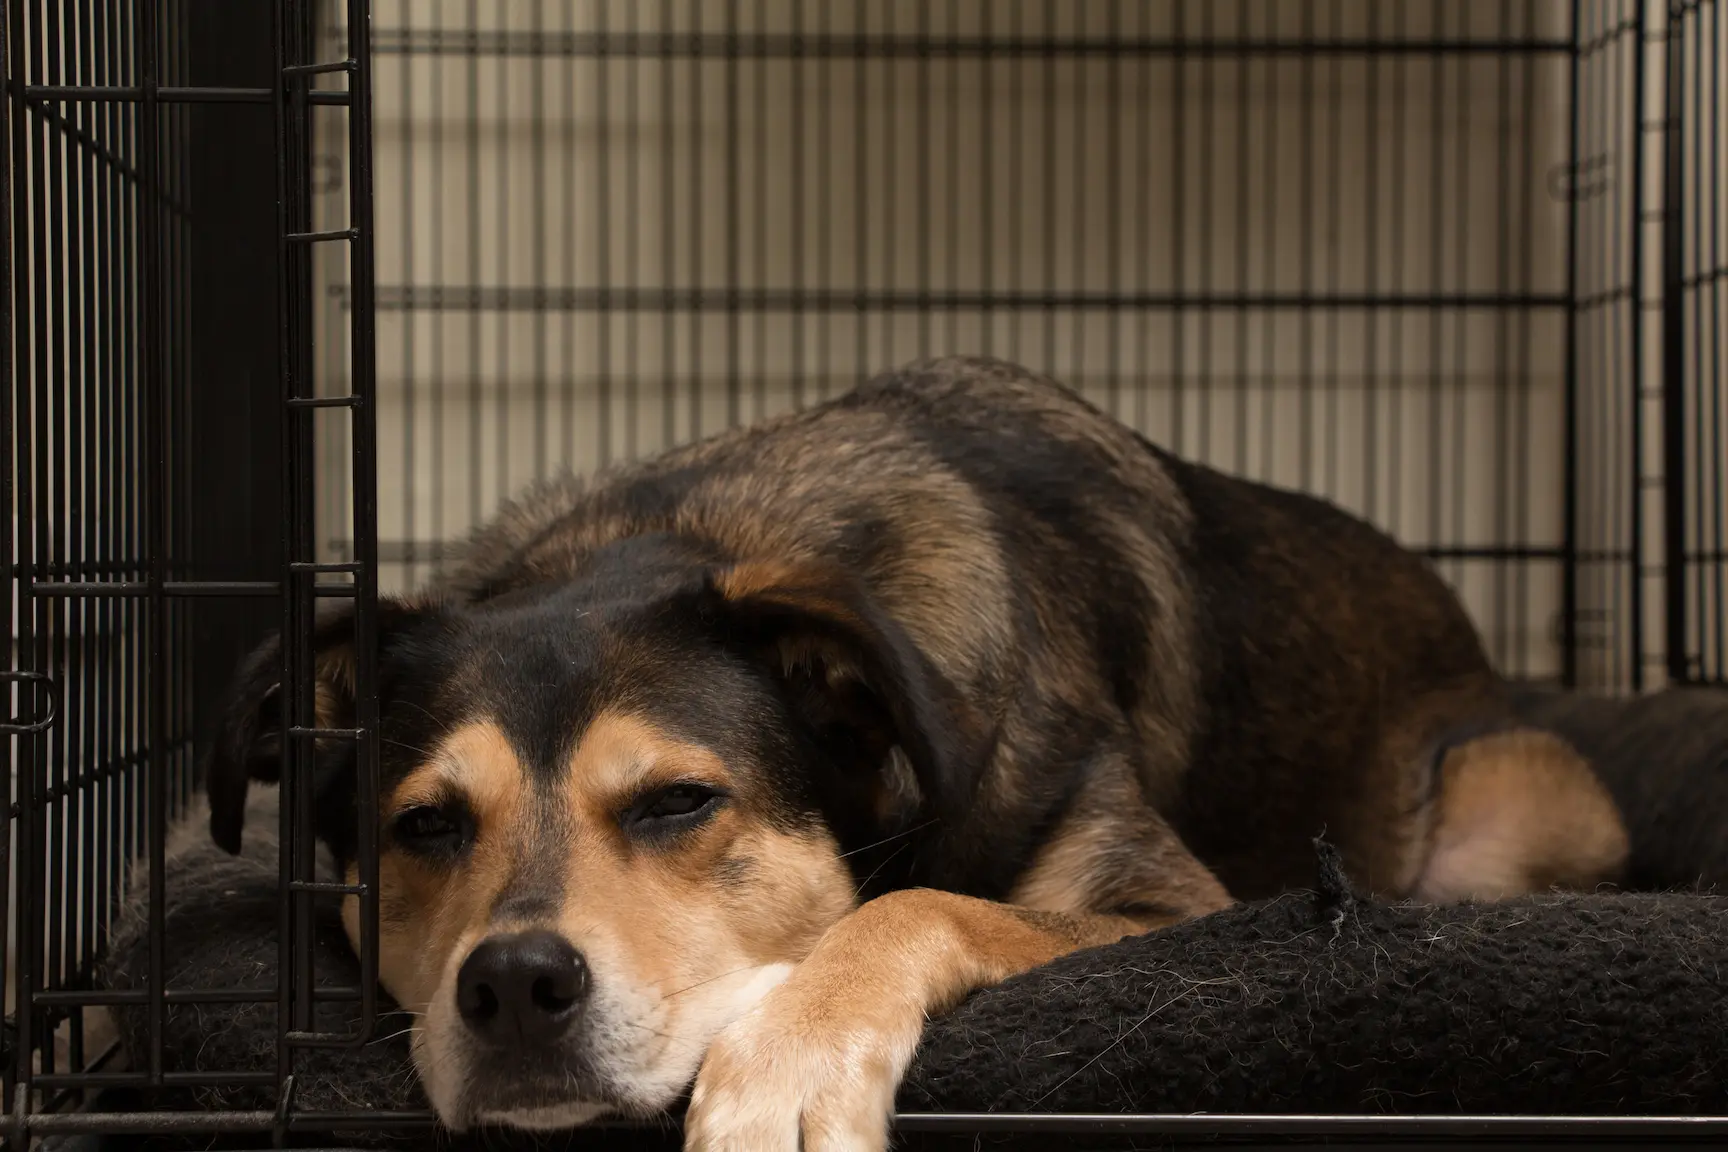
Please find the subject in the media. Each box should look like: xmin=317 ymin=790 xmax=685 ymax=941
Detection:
xmin=1311 ymin=836 xmax=1354 ymax=941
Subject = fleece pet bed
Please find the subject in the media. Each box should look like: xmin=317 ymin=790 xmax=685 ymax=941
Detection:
xmin=87 ymin=685 xmax=1728 ymax=1149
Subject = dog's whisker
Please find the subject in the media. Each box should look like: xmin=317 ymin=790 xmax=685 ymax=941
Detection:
xmin=837 ymin=818 xmax=938 ymax=861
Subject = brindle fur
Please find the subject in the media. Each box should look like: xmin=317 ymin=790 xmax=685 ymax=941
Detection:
xmin=205 ymin=356 xmax=1628 ymax=1145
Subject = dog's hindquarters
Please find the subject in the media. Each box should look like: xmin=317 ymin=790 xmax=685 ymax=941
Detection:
xmin=1153 ymin=456 xmax=1629 ymax=904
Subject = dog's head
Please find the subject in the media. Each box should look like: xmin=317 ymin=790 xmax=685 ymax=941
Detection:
xmin=204 ymin=538 xmax=983 ymax=1129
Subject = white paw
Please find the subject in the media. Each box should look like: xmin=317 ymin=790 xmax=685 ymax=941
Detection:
xmin=682 ymin=978 xmax=921 ymax=1152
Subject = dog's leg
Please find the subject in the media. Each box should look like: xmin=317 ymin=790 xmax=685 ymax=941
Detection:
xmin=1412 ymin=727 xmax=1630 ymax=903
xmin=682 ymin=889 xmax=1187 ymax=1152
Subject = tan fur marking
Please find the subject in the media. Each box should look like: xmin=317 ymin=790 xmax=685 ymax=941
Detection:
xmin=1414 ymin=728 xmax=1630 ymax=903
xmin=347 ymin=720 xmax=530 ymax=1016
xmin=1010 ymin=794 xmax=1235 ymax=926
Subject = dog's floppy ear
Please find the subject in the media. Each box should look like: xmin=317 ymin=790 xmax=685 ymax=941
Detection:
xmin=204 ymin=597 xmax=434 ymax=855
xmin=694 ymin=560 xmax=991 ymax=826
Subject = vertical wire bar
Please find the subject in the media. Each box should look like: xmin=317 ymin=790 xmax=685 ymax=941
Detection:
xmin=1170 ymin=0 xmax=1185 ymax=453
xmin=134 ymin=0 xmax=168 ymax=1083
xmin=1363 ymin=0 xmax=1380 ymax=523
xmin=1563 ymin=0 xmax=1584 ymax=687
xmin=688 ymin=0 xmax=702 ymax=439
xmin=944 ymin=0 xmax=958 ymax=357
xmin=790 ymin=0 xmax=805 ymax=409
xmin=1709 ymin=0 xmax=1724 ymax=680
xmin=1007 ymin=0 xmax=1021 ymax=369
xmin=1629 ymin=0 xmax=1647 ymax=691
xmin=816 ymin=0 xmax=832 ymax=401
xmin=1324 ymin=0 xmax=1342 ymax=500
xmin=1427 ymin=16 xmax=1446 ymax=569
xmin=271 ymin=0 xmax=299 ymax=1084
xmin=881 ymin=1 xmax=898 ymax=372
xmin=44 ymin=0 xmax=68 ymax=1013
xmin=660 ymin=0 xmax=674 ymax=442
xmin=10 ymin=0 xmax=40 ymax=1094
xmin=852 ymin=0 xmax=866 ymax=380
xmin=530 ymin=0 xmax=548 ymax=474
xmin=1689 ymin=0 xmax=1707 ymax=682
xmin=93 ymin=0 xmax=116 ymax=960
xmin=1106 ymin=0 xmax=1121 ymax=421
xmin=753 ymin=0 xmax=767 ymax=422
xmin=1259 ymin=2 xmax=1276 ymax=481
xmin=118 ymin=0 xmax=139 ymax=984
xmin=73 ymin=0 xmax=99 ymax=1027
xmin=587 ymin=0 xmax=601 ymax=459
xmin=1450 ymin=12 xmax=1471 ymax=602
xmin=465 ymin=0 xmax=479 ymax=532
xmin=1234 ymin=2 xmax=1251 ymax=474
xmin=91 ymin=0 xmax=110 ymax=952
xmin=493 ymin=9 xmax=507 ymax=512
xmin=400 ymin=0 xmax=415 ymax=586
xmin=1661 ymin=0 xmax=1688 ymax=684
xmin=1297 ymin=0 xmax=1314 ymax=489
xmin=1195 ymin=1 xmax=1212 ymax=459
xmin=914 ymin=0 xmax=929 ymax=361
xmin=429 ymin=0 xmax=444 ymax=573
xmin=724 ymin=0 xmax=738 ymax=428
xmin=1514 ymin=0 xmax=1538 ymax=678
xmin=624 ymin=0 xmax=639 ymax=453
xmin=40 ymin=0 xmax=62 ymax=1021
xmin=1069 ymin=1 xmax=1084 ymax=397
xmin=1495 ymin=3 xmax=1516 ymax=670
xmin=565 ymin=0 xmax=579 ymax=464
xmin=1387 ymin=0 xmax=1406 ymax=537
xmin=1601 ymin=0 xmax=1621 ymax=687
xmin=1039 ymin=0 xmax=1054 ymax=377
xmin=347 ymin=0 xmax=380 ymax=1044
xmin=0 ymin=0 xmax=17 ymax=1101
xmin=598 ymin=0 xmax=617 ymax=456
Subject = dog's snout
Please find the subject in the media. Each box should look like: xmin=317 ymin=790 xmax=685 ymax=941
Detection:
xmin=456 ymin=930 xmax=589 ymax=1047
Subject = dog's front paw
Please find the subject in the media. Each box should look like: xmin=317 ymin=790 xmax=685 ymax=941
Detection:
xmin=683 ymin=975 xmax=922 ymax=1152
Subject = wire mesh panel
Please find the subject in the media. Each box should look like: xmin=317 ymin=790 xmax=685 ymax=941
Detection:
xmin=317 ymin=0 xmax=1589 ymax=684
xmin=0 ymin=0 xmax=379 ymax=1140
xmin=2 ymin=0 xmax=200 ymax=1112
xmin=1667 ymin=0 xmax=1727 ymax=686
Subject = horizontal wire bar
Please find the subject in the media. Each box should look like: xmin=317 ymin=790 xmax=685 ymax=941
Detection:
xmin=31 ymin=1071 xmax=279 ymax=1091
xmin=286 ymin=879 xmax=367 ymax=895
xmin=19 ymin=84 xmax=348 ymax=105
xmin=9 ymin=1110 xmax=1728 ymax=1140
xmin=28 ymin=581 xmax=356 ymax=598
xmin=34 ymin=986 xmax=364 ymax=1008
xmin=288 ymin=726 xmax=364 ymax=740
xmin=366 ymin=30 xmax=1576 ymax=59
xmin=285 ymin=227 xmax=357 ymax=243
xmin=353 ymin=539 xmax=1571 ymax=565
xmin=353 ymin=285 xmax=1571 ymax=314
xmin=282 ymin=58 xmax=355 ymax=77
xmin=285 ymin=394 xmax=361 ymax=408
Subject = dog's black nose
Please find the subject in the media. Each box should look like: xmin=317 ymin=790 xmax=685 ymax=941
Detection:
xmin=456 ymin=930 xmax=589 ymax=1047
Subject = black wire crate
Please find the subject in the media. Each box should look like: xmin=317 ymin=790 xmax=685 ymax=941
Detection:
xmin=2 ymin=0 xmax=1726 ymax=1148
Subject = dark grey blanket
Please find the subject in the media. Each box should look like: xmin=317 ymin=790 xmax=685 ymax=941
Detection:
xmin=91 ymin=685 xmax=1728 ymax=1149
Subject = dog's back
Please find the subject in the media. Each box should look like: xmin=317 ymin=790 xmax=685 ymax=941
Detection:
xmin=438 ymin=356 xmax=1614 ymax=903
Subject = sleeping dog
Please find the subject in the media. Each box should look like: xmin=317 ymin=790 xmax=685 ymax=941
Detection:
xmin=205 ymin=355 xmax=1628 ymax=1150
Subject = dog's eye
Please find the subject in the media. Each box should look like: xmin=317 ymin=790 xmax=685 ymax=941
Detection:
xmin=624 ymin=784 xmax=726 ymax=835
xmin=391 ymin=805 xmax=469 ymax=855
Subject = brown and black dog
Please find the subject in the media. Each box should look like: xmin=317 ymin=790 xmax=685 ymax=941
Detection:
xmin=206 ymin=356 xmax=1628 ymax=1150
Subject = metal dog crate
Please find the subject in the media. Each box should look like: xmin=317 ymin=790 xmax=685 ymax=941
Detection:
xmin=1 ymin=0 xmax=1725 ymax=1146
